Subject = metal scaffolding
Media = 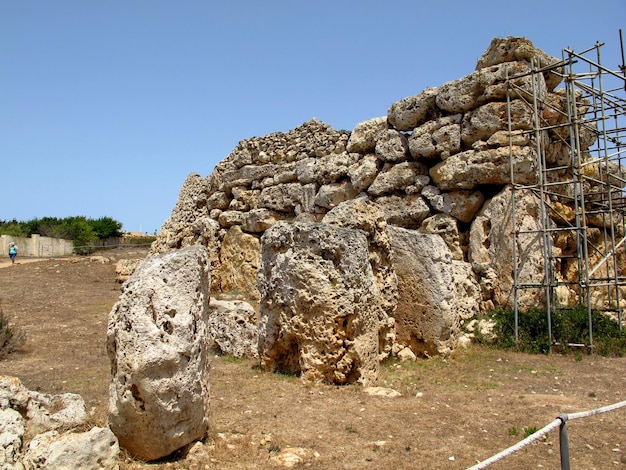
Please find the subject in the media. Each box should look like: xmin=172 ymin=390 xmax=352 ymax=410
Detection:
xmin=508 ymin=32 xmax=626 ymax=350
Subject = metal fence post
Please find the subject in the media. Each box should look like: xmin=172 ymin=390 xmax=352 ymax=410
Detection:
xmin=559 ymin=413 xmax=570 ymax=470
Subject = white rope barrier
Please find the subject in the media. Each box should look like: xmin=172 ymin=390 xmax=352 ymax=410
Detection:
xmin=466 ymin=399 xmax=626 ymax=470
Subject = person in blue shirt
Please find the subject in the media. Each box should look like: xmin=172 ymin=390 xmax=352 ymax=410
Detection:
xmin=8 ymin=242 xmax=18 ymax=265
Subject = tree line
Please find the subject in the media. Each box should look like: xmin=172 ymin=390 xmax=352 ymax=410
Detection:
xmin=0 ymin=216 xmax=124 ymax=251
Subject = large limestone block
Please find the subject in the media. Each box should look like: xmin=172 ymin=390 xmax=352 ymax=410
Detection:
xmin=421 ymin=186 xmax=485 ymax=223
xmin=461 ymin=100 xmax=534 ymax=147
xmin=24 ymin=427 xmax=119 ymax=470
xmin=115 ymin=258 xmax=142 ymax=283
xmin=419 ymin=214 xmax=464 ymax=261
xmin=436 ymin=61 xmax=544 ymax=114
xmin=368 ymin=161 xmax=428 ymax=196
xmin=322 ymin=198 xmax=399 ymax=325
xmin=207 ymin=191 xmax=231 ymax=211
xmin=0 ymin=408 xmax=24 ymax=468
xmin=374 ymin=194 xmax=431 ymax=229
xmin=208 ymin=299 xmax=259 ymax=358
xmin=25 ymin=391 xmax=88 ymax=435
xmin=242 ymin=208 xmax=279 ymax=233
xmin=469 ymin=187 xmax=547 ymax=310
xmin=375 ymin=129 xmax=409 ymax=163
xmin=387 ymin=87 xmax=439 ymax=131
xmin=229 ymin=187 xmax=260 ymax=211
xmin=217 ymin=225 xmax=261 ymax=300
xmin=475 ymin=36 xmax=563 ymax=91
xmin=220 ymin=164 xmax=279 ymax=192
xmin=258 ymin=183 xmax=305 ymax=213
xmin=314 ymin=180 xmax=359 ymax=209
xmin=348 ymin=154 xmax=379 ymax=193
xmin=107 ymin=245 xmax=211 ymax=461
xmin=408 ymin=114 xmax=462 ymax=160
xmin=295 ymin=152 xmax=360 ymax=185
xmin=430 ymin=146 xmax=537 ymax=190
xmin=346 ymin=117 xmax=388 ymax=153
xmin=218 ymin=210 xmax=244 ymax=227
xmin=388 ymin=227 xmax=480 ymax=356
xmin=257 ymin=222 xmax=388 ymax=386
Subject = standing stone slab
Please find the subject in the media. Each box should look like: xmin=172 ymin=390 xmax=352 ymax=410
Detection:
xmin=107 ymin=245 xmax=211 ymax=461
xmin=468 ymin=187 xmax=548 ymax=311
xmin=257 ymin=222 xmax=384 ymax=385
xmin=388 ymin=227 xmax=480 ymax=356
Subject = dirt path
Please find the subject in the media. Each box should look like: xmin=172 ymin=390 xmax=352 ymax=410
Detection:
xmin=0 ymin=257 xmax=49 ymax=269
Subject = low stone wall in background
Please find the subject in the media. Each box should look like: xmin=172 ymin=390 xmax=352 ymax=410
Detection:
xmin=1 ymin=234 xmax=74 ymax=258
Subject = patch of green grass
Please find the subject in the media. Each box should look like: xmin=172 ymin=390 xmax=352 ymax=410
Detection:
xmin=508 ymin=426 xmax=519 ymax=437
xmin=523 ymin=426 xmax=539 ymax=438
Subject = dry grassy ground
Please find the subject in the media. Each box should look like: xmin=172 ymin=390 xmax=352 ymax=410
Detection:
xmin=1 ymin=249 xmax=625 ymax=469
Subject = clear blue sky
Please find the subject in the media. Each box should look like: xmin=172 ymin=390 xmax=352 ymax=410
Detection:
xmin=2 ymin=1 xmax=624 ymax=234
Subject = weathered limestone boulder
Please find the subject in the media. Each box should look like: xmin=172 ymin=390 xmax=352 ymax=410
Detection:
xmin=388 ymin=227 xmax=480 ymax=356
xmin=242 ymin=208 xmax=280 ymax=233
xmin=375 ymin=129 xmax=409 ymax=163
xmin=23 ymin=427 xmax=119 ymax=470
xmin=346 ymin=117 xmax=388 ymax=153
xmin=257 ymin=221 xmax=390 ymax=385
xmin=1 ymin=376 xmax=117 ymax=469
xmin=322 ymin=197 xmax=398 ymax=352
xmin=218 ymin=210 xmax=244 ymax=227
xmin=208 ymin=299 xmax=259 ymax=358
xmin=430 ymin=146 xmax=538 ymax=190
xmin=296 ymin=152 xmax=359 ymax=185
xmin=436 ymin=61 xmax=545 ymax=114
xmin=228 ymin=189 xmax=258 ymax=211
xmin=368 ymin=161 xmax=428 ymax=196
xmin=408 ymin=114 xmax=462 ymax=159
xmin=1 ymin=376 xmax=88 ymax=437
xmin=469 ymin=187 xmax=547 ymax=310
xmin=25 ymin=391 xmax=88 ymax=435
xmin=115 ymin=258 xmax=142 ymax=283
xmin=0 ymin=407 xmax=24 ymax=468
xmin=374 ymin=194 xmax=431 ymax=229
xmin=387 ymin=87 xmax=439 ymax=131
xmin=419 ymin=214 xmax=464 ymax=261
xmin=217 ymin=225 xmax=261 ymax=300
xmin=421 ymin=186 xmax=485 ymax=223
xmin=475 ymin=36 xmax=564 ymax=91
xmin=314 ymin=180 xmax=359 ymax=209
xmin=107 ymin=245 xmax=211 ymax=461
xmin=461 ymin=100 xmax=534 ymax=147
xmin=258 ymin=182 xmax=308 ymax=212
xmin=348 ymin=154 xmax=379 ymax=193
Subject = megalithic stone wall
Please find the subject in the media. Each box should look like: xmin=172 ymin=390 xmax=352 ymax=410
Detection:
xmin=151 ymin=36 xmax=625 ymax=357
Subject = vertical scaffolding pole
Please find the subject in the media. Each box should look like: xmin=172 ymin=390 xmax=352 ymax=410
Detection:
xmin=509 ymin=35 xmax=626 ymax=350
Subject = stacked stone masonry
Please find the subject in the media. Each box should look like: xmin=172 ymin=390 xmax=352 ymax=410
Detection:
xmin=152 ymin=36 xmax=625 ymax=377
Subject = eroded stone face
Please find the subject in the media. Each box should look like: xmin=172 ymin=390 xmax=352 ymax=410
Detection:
xmin=107 ymin=245 xmax=211 ymax=462
xmin=468 ymin=187 xmax=547 ymax=311
xmin=257 ymin=221 xmax=390 ymax=386
xmin=388 ymin=227 xmax=480 ymax=357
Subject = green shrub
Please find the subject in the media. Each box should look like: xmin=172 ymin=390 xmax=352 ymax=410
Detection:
xmin=0 ymin=307 xmax=26 ymax=359
xmin=484 ymin=306 xmax=626 ymax=356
